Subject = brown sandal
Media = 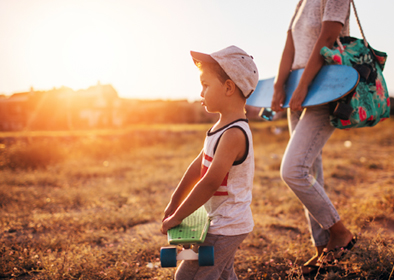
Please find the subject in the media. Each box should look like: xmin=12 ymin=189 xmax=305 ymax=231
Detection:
xmin=318 ymin=235 xmax=357 ymax=265
xmin=302 ymin=264 xmax=327 ymax=277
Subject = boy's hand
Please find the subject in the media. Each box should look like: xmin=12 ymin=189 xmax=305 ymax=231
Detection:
xmin=160 ymin=215 xmax=183 ymax=235
xmin=163 ymin=203 xmax=178 ymax=221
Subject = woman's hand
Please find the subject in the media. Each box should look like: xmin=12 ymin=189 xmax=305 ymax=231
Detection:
xmin=289 ymin=84 xmax=308 ymax=111
xmin=271 ymin=85 xmax=286 ymax=112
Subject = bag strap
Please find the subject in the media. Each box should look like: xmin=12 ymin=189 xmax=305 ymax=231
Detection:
xmin=350 ymin=0 xmax=368 ymax=47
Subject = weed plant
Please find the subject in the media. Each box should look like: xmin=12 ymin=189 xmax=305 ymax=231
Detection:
xmin=0 ymin=119 xmax=393 ymax=279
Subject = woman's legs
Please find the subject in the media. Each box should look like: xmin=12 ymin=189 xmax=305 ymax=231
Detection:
xmin=306 ymin=151 xmax=330 ymax=247
xmin=281 ymin=105 xmax=353 ymax=268
xmin=282 ymin=105 xmax=338 ymax=245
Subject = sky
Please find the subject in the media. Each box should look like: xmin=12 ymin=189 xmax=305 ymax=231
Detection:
xmin=0 ymin=0 xmax=393 ymax=101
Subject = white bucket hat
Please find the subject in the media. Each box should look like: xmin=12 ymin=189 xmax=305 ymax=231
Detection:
xmin=191 ymin=45 xmax=259 ymax=98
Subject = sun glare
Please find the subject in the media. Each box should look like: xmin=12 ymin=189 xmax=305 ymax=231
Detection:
xmin=23 ymin=2 xmax=127 ymax=92
xmin=61 ymin=27 xmax=117 ymax=85
xmin=1 ymin=1 xmax=196 ymax=99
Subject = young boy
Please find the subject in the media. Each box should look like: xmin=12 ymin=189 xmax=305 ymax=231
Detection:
xmin=160 ymin=45 xmax=259 ymax=280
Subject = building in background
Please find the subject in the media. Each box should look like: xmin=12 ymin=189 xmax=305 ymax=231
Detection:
xmin=0 ymin=83 xmax=220 ymax=131
xmin=0 ymin=83 xmax=123 ymax=131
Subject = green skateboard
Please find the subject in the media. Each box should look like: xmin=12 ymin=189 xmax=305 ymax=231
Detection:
xmin=160 ymin=206 xmax=214 ymax=267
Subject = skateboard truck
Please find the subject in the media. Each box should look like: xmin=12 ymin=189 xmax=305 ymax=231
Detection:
xmin=160 ymin=245 xmax=214 ymax=267
xmin=177 ymin=246 xmax=199 ymax=261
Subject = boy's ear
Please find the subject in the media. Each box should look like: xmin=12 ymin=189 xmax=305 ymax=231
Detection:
xmin=224 ymin=79 xmax=236 ymax=96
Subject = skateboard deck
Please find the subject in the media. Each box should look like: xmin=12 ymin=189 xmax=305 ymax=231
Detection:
xmin=167 ymin=206 xmax=210 ymax=245
xmin=246 ymin=65 xmax=359 ymax=109
xmin=160 ymin=206 xmax=214 ymax=267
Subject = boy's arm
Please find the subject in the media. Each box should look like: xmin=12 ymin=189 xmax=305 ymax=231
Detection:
xmin=161 ymin=128 xmax=246 ymax=234
xmin=163 ymin=149 xmax=203 ymax=220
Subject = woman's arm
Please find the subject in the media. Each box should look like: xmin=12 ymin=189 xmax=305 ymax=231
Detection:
xmin=289 ymin=21 xmax=343 ymax=111
xmin=271 ymin=30 xmax=295 ymax=112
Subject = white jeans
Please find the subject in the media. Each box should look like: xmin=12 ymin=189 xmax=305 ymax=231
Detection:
xmin=280 ymin=104 xmax=340 ymax=246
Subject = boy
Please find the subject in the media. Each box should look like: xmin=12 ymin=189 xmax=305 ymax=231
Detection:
xmin=160 ymin=45 xmax=259 ymax=280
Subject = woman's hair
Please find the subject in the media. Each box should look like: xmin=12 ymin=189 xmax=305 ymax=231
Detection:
xmin=195 ymin=61 xmax=231 ymax=84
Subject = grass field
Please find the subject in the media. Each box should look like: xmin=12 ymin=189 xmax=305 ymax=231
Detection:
xmin=0 ymin=117 xmax=393 ymax=279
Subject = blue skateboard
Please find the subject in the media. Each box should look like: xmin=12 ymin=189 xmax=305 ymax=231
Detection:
xmin=246 ymin=65 xmax=359 ymax=120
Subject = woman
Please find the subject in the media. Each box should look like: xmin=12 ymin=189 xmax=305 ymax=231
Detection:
xmin=271 ymin=0 xmax=356 ymax=275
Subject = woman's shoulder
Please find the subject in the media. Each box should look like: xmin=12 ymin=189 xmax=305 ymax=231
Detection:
xmin=323 ymin=0 xmax=350 ymax=23
xmin=324 ymin=0 xmax=350 ymax=14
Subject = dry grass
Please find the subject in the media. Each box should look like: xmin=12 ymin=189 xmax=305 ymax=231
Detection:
xmin=0 ymin=118 xmax=393 ymax=279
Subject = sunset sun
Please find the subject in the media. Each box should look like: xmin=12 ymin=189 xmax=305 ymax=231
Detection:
xmin=61 ymin=27 xmax=118 ymax=85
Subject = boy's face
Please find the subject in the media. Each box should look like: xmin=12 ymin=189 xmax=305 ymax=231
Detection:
xmin=199 ymin=68 xmax=227 ymax=113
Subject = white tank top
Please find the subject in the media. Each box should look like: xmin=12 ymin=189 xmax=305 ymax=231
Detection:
xmin=201 ymin=119 xmax=254 ymax=236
